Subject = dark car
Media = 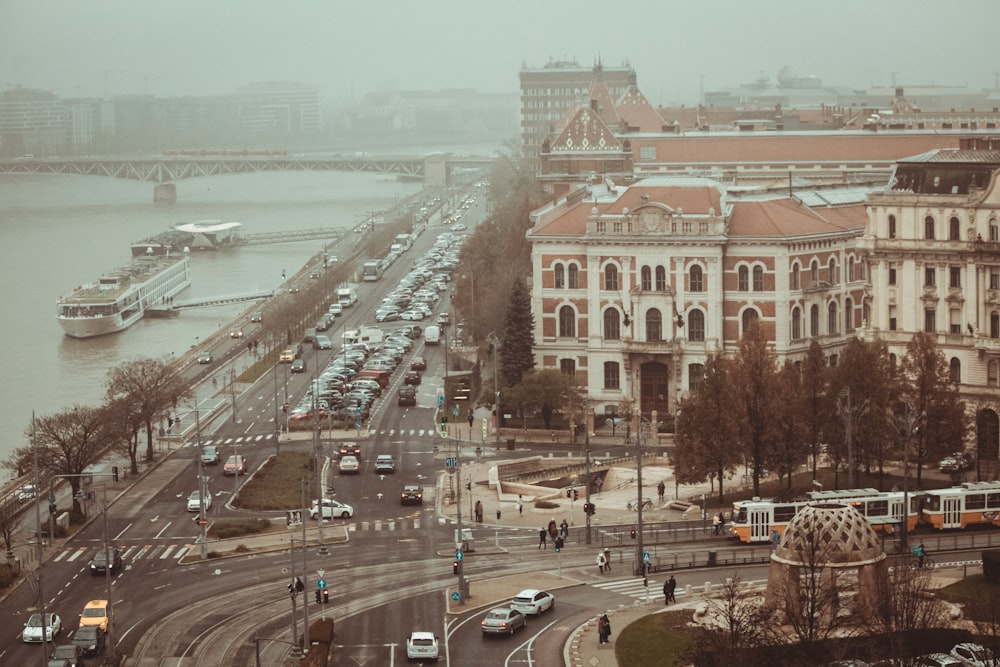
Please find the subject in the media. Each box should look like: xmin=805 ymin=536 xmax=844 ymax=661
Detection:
xmin=89 ymin=546 xmax=122 ymax=576
xmin=196 ymin=351 xmax=213 ymax=364
xmin=290 ymin=358 xmax=307 ymax=374
xmin=401 ymin=483 xmax=423 ymax=505
xmin=71 ymin=625 xmax=105 ymax=657
xmin=397 ymin=386 xmax=417 ymax=406
xmin=49 ymin=644 xmax=83 ymax=667
xmin=339 ymin=441 xmax=361 ymax=458
xmin=410 ymin=356 xmax=427 ymax=371
xmin=404 ymin=370 xmax=422 ymax=385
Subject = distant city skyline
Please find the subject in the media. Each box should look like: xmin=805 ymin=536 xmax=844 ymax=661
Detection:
xmin=2 ymin=0 xmax=998 ymax=107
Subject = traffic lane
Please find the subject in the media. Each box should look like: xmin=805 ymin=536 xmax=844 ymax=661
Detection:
xmin=332 ymin=589 xmax=447 ymax=665
xmin=445 ymin=600 xmax=566 ymax=667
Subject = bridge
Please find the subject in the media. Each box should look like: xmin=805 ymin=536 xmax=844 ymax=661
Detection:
xmin=147 ymin=290 xmax=274 ymax=316
xmin=0 ymin=153 xmax=494 ymax=200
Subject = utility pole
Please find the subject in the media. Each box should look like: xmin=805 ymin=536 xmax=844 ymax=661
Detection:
xmin=101 ymin=484 xmax=116 ymax=659
xmin=300 ymin=480 xmax=311 ymax=654
xmin=230 ymin=367 xmax=237 ymax=423
xmin=194 ymin=399 xmax=208 ymax=560
xmin=288 ymin=536 xmax=302 ymax=659
xmin=312 ymin=379 xmax=327 ymax=556
xmin=454 ymin=440 xmax=469 ymax=605
xmin=585 ymin=407 xmax=592 ymax=545
xmin=636 ymin=417 xmax=646 ymax=577
xmin=31 ymin=414 xmax=50 ymax=666
xmin=273 ymin=363 xmax=280 ymax=455
xmin=487 ymin=332 xmax=501 ymax=448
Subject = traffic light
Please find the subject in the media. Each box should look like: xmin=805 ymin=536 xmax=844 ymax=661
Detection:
xmin=315 ymin=589 xmax=322 ymax=604
xmin=48 ymin=503 xmax=57 ymax=515
xmin=582 ymin=502 xmax=590 ymax=514
xmin=573 ymin=488 xmax=579 ymax=501
xmin=630 ymin=528 xmax=637 ymax=539
xmin=453 ymin=560 xmax=460 ymax=575
xmin=322 ymin=588 xmax=330 ymax=604
xmin=566 ymin=489 xmax=572 ymax=499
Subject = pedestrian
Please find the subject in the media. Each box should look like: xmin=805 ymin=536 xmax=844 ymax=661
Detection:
xmin=538 ymin=527 xmax=547 ymax=549
xmin=717 ymin=511 xmax=726 ymax=534
xmin=474 ymin=500 xmax=483 ymax=523
xmin=598 ymin=614 xmax=612 ymax=644
xmin=663 ymin=578 xmax=670 ymax=605
xmin=666 ymin=575 xmax=677 ymax=603
xmin=518 ymin=495 xmax=523 ymax=516
xmin=712 ymin=512 xmax=722 ymax=535
xmin=657 ymin=480 xmax=665 ymax=503
xmin=496 ymin=507 xmax=501 ymax=521
xmin=560 ymin=519 xmax=569 ymax=538
xmin=603 ymin=547 xmax=612 ymax=572
xmin=596 ymin=551 xmax=606 ymax=573
xmin=548 ymin=519 xmax=558 ymax=540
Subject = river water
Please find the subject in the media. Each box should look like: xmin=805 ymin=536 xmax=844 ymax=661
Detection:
xmin=0 ymin=168 xmax=432 ymax=480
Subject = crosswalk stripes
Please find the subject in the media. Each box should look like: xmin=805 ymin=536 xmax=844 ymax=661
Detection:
xmin=377 ymin=428 xmax=436 ymax=439
xmin=52 ymin=543 xmax=192 ymax=566
xmin=191 ymin=433 xmax=278 ymax=449
xmin=590 ymin=577 xmax=671 ymax=602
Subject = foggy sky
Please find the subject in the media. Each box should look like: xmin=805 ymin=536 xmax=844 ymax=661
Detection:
xmin=2 ymin=0 xmax=997 ymax=106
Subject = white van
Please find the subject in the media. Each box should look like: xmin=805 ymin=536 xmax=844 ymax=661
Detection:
xmin=424 ymin=325 xmax=441 ymax=345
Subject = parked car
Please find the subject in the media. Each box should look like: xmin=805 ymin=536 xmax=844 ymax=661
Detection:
xmin=309 ymin=498 xmax=354 ymax=520
xmin=405 ymin=631 xmax=439 ymax=662
xmin=17 ymin=483 xmax=38 ymax=502
xmin=201 ymin=444 xmax=220 ymax=465
xmin=22 ymin=612 xmax=61 ymax=642
xmin=196 ymin=351 xmax=213 ymax=364
xmin=480 ymin=607 xmax=526 ymax=636
xmin=339 ymin=455 xmax=360 ymax=474
xmin=187 ymin=490 xmax=211 ymax=512
xmin=950 ymin=642 xmax=997 ymax=667
xmin=914 ymin=654 xmax=965 ymax=667
xmin=223 ymin=455 xmax=248 ymax=476
xmin=71 ymin=625 xmax=105 ymax=657
xmin=400 ymin=483 xmax=423 ymax=505
xmin=374 ymin=454 xmax=396 ymax=474
xmin=89 ymin=546 xmax=123 ymax=576
xmin=938 ymin=452 xmax=974 ymax=473
xmin=510 ymin=589 xmax=555 ymax=615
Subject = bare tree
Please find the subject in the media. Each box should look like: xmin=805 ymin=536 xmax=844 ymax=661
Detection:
xmin=801 ymin=340 xmax=831 ymax=479
xmin=863 ymin=564 xmax=948 ymax=664
xmin=103 ymin=397 xmax=143 ymax=475
xmin=702 ymin=575 xmax=777 ymax=659
xmin=105 ymin=356 xmax=188 ymax=462
xmin=730 ymin=321 xmax=781 ymax=497
xmin=0 ymin=498 xmax=20 ymax=559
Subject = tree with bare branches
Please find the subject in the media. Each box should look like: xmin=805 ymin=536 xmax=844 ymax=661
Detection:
xmin=730 ymin=322 xmax=781 ymax=498
xmin=105 ymin=356 xmax=188 ymax=462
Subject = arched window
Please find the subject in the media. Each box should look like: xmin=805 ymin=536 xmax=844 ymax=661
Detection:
xmin=603 ymin=361 xmax=620 ymax=390
xmin=741 ymin=308 xmax=759 ymax=334
xmin=567 ymin=264 xmax=579 ymax=289
xmin=791 ymin=261 xmax=801 ymax=290
xmin=646 ymin=308 xmax=662 ymax=341
xmin=950 ymin=216 xmax=961 ymax=241
xmin=560 ymin=358 xmax=575 ymax=376
xmin=690 ymin=265 xmax=704 ymax=292
xmin=847 ymin=257 xmax=855 ymax=282
xmin=888 ymin=214 xmax=896 ymax=238
xmin=811 ymin=260 xmax=819 ymax=285
xmin=828 ymin=257 xmax=838 ymax=285
xmin=640 ymin=266 xmax=652 ymax=291
xmin=753 ymin=265 xmax=764 ymax=291
xmin=991 ymin=220 xmax=999 ymax=242
xmin=603 ymin=308 xmax=621 ymax=340
xmin=738 ymin=265 xmax=749 ymax=291
xmin=604 ymin=264 xmax=619 ymax=291
xmin=925 ymin=215 xmax=936 ymax=240
xmin=688 ymin=363 xmax=705 ymax=391
xmin=792 ymin=307 xmax=801 ymax=340
xmin=554 ymin=263 xmax=565 ymax=289
xmin=950 ymin=357 xmax=962 ymax=384
xmin=558 ymin=305 xmax=576 ymax=338
xmin=810 ymin=304 xmax=819 ymax=337
xmin=828 ymin=301 xmax=838 ymax=335
xmin=688 ymin=309 xmax=705 ymax=342
xmin=845 ymin=297 xmax=854 ymax=332
xmin=655 ymin=266 xmax=667 ymax=291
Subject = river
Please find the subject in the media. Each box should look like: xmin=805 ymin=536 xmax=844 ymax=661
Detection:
xmin=0 ymin=167 xmax=434 ymax=480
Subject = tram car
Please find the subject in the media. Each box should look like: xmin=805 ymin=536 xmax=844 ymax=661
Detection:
xmin=918 ymin=481 xmax=1000 ymax=530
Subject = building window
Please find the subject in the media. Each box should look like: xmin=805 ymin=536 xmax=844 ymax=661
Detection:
xmin=603 ymin=361 xmax=620 ymax=390
xmin=792 ymin=307 xmax=802 ymax=340
xmin=829 ymin=354 xmax=838 ymax=368
xmin=924 ymin=215 xmax=935 ymax=240
xmin=603 ymin=308 xmax=621 ymax=340
xmin=847 ymin=257 xmax=855 ymax=282
xmin=554 ymin=263 xmax=564 ymax=289
xmin=741 ymin=308 xmax=759 ymax=334
xmin=559 ymin=305 xmax=576 ymax=338
xmin=738 ymin=265 xmax=749 ymax=291
xmin=567 ymin=264 xmax=579 ymax=289
xmin=639 ymin=146 xmax=656 ymax=160
xmin=655 ymin=266 xmax=666 ymax=291
xmin=888 ymin=214 xmax=896 ymax=238
xmin=828 ymin=258 xmax=838 ymax=285
xmin=560 ymin=358 xmax=576 ymax=377
xmin=889 ymin=265 xmax=897 ymax=285
xmin=810 ymin=304 xmax=819 ymax=337
xmin=924 ymin=267 xmax=936 ymax=287
xmin=690 ymin=265 xmax=704 ymax=292
xmin=828 ymin=301 xmax=838 ymax=335
xmin=640 ymin=266 xmax=652 ymax=291
xmin=989 ymin=360 xmax=999 ymax=387
xmin=646 ymin=308 xmax=663 ymax=341
xmin=688 ymin=309 xmax=705 ymax=341
xmin=950 ymin=266 xmax=961 ymax=288
xmin=950 ymin=357 xmax=961 ymax=384
xmin=845 ymin=298 xmax=854 ymax=332
xmin=689 ymin=363 xmax=704 ymax=392
xmin=924 ymin=309 xmax=936 ymax=333
xmin=950 ymin=216 xmax=961 ymax=240
xmin=753 ymin=265 xmax=764 ymax=291
xmin=791 ymin=262 xmax=801 ymax=290
xmin=604 ymin=264 xmax=619 ymax=291
xmin=992 ymin=311 xmax=999 ymax=338
xmin=811 ymin=260 xmax=819 ymax=285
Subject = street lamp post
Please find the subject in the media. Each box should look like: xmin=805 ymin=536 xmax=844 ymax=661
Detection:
xmin=487 ymin=332 xmax=501 ymax=448
xmin=273 ymin=363 xmax=280 ymax=455
xmin=193 ymin=398 xmax=208 ymax=560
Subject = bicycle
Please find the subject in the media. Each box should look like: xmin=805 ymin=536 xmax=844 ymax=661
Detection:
xmin=627 ymin=499 xmax=654 ymax=511
xmin=912 ymin=554 xmax=935 ymax=569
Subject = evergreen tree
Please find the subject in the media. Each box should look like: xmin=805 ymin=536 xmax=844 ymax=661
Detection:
xmin=500 ymin=278 xmax=534 ymax=387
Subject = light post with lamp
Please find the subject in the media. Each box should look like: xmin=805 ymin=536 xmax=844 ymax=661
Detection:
xmin=486 ymin=332 xmax=501 ymax=448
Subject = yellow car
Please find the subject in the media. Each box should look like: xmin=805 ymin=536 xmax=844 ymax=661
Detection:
xmin=279 ymin=348 xmax=295 ymax=363
xmin=79 ymin=599 xmax=109 ymax=632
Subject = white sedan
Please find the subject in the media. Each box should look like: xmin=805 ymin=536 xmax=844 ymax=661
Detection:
xmin=509 ymin=588 xmax=555 ymax=615
xmin=399 ymin=310 xmax=426 ymax=321
xmin=310 ymin=498 xmax=355 ymax=520
xmin=22 ymin=612 xmax=61 ymax=642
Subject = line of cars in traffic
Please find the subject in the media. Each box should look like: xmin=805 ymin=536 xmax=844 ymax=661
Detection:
xmin=22 ymin=598 xmax=109 ymax=664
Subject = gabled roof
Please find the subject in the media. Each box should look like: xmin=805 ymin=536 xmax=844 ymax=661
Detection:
xmin=548 ymin=105 xmax=624 ymax=153
xmin=588 ymin=76 xmax=621 ymax=127
xmin=728 ymin=198 xmax=866 ymax=238
xmin=616 ymin=85 xmax=666 ymax=132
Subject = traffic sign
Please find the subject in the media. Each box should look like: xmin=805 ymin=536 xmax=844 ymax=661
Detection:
xmin=445 ymin=457 xmax=457 ymax=468
xmin=452 ymin=405 xmax=460 ymax=417
xmin=451 ymin=591 xmax=460 ymax=601
xmin=455 ymin=550 xmax=464 ymax=561
xmin=643 ymin=551 xmax=651 ymax=563
xmin=438 ymin=394 xmax=445 ymax=407
xmin=317 ymin=578 xmax=327 ymax=589
xmin=440 ymin=428 xmax=448 ymax=438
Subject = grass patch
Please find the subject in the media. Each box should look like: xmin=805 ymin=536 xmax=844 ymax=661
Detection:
xmin=236 ymin=451 xmax=317 ymax=511
xmin=207 ymin=518 xmax=274 ymax=540
xmin=937 ymin=573 xmax=1000 ymax=622
xmin=614 ymin=610 xmax=703 ymax=667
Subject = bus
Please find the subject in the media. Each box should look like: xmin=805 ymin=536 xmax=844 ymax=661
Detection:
xmin=362 ymin=260 xmax=382 ymax=281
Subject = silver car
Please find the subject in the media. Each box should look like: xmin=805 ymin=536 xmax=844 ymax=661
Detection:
xmin=480 ymin=607 xmax=526 ymax=636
